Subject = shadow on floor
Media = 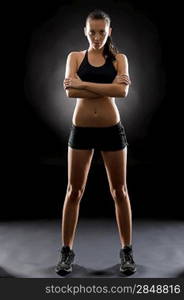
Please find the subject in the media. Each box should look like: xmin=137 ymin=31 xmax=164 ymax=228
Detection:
xmin=0 ymin=267 xmax=17 ymax=278
xmin=174 ymin=270 xmax=184 ymax=278
xmin=54 ymin=264 xmax=144 ymax=278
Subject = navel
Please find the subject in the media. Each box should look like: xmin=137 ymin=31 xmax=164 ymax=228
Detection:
xmin=93 ymin=108 xmax=98 ymax=115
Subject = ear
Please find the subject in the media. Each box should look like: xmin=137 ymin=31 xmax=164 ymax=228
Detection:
xmin=109 ymin=27 xmax=112 ymax=36
xmin=84 ymin=27 xmax=87 ymax=36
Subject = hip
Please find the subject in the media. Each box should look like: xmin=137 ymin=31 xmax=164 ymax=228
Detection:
xmin=68 ymin=120 xmax=129 ymax=151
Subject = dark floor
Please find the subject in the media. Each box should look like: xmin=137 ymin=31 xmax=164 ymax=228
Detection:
xmin=0 ymin=218 xmax=184 ymax=278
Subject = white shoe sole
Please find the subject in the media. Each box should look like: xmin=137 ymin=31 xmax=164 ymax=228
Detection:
xmin=120 ymin=266 xmax=136 ymax=274
xmin=55 ymin=266 xmax=73 ymax=274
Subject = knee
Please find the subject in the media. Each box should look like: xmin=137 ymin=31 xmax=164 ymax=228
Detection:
xmin=66 ymin=184 xmax=85 ymax=203
xmin=110 ymin=185 xmax=128 ymax=204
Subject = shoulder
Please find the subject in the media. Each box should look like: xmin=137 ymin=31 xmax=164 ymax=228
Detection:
xmin=67 ymin=51 xmax=85 ymax=58
xmin=66 ymin=51 xmax=79 ymax=59
xmin=66 ymin=51 xmax=85 ymax=66
xmin=66 ymin=52 xmax=80 ymax=68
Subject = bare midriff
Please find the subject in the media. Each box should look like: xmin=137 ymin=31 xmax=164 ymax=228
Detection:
xmin=72 ymin=97 xmax=120 ymax=127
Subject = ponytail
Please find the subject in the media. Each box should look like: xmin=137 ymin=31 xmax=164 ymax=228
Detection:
xmin=103 ymin=36 xmax=119 ymax=61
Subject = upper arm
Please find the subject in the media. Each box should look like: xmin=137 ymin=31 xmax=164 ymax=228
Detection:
xmin=115 ymin=53 xmax=130 ymax=97
xmin=116 ymin=53 xmax=129 ymax=77
xmin=64 ymin=52 xmax=78 ymax=97
xmin=65 ymin=51 xmax=78 ymax=78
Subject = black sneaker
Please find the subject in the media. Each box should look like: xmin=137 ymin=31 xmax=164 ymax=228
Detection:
xmin=120 ymin=245 xmax=136 ymax=275
xmin=55 ymin=246 xmax=75 ymax=274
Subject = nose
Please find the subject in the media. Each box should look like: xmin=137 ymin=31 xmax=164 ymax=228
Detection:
xmin=94 ymin=33 xmax=100 ymax=40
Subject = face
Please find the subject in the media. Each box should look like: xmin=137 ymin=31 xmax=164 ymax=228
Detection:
xmin=84 ymin=19 xmax=112 ymax=50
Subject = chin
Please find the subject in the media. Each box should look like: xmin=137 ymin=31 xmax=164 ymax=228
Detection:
xmin=93 ymin=44 xmax=102 ymax=49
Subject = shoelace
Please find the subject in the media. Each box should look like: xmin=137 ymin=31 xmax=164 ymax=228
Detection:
xmin=60 ymin=250 xmax=74 ymax=265
xmin=124 ymin=252 xmax=134 ymax=264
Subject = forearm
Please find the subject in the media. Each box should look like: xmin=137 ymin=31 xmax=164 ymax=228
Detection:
xmin=83 ymin=82 xmax=126 ymax=97
xmin=66 ymin=88 xmax=104 ymax=99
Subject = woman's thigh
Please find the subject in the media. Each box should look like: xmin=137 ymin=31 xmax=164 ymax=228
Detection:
xmin=67 ymin=146 xmax=94 ymax=190
xmin=100 ymin=147 xmax=127 ymax=190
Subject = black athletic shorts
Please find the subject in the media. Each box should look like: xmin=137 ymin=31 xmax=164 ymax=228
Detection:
xmin=68 ymin=121 xmax=128 ymax=151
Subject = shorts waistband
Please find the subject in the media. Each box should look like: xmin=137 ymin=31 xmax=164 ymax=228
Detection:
xmin=71 ymin=121 xmax=121 ymax=130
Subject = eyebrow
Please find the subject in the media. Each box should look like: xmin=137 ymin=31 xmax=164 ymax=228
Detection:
xmin=90 ymin=29 xmax=106 ymax=32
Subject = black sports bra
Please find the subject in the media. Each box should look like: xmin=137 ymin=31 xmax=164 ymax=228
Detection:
xmin=77 ymin=50 xmax=117 ymax=83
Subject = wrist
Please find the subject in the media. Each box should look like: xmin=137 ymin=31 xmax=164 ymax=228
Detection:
xmin=80 ymin=81 xmax=88 ymax=89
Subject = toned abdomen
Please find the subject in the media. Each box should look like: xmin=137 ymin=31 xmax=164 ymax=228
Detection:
xmin=72 ymin=97 xmax=120 ymax=127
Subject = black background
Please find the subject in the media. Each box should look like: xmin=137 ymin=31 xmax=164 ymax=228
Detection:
xmin=3 ymin=0 xmax=181 ymax=220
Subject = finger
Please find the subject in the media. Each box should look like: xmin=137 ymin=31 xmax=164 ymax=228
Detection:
xmin=117 ymin=76 xmax=128 ymax=81
xmin=120 ymin=75 xmax=131 ymax=81
xmin=119 ymin=75 xmax=130 ymax=81
xmin=118 ymin=76 xmax=129 ymax=81
xmin=64 ymin=82 xmax=70 ymax=88
xmin=120 ymin=77 xmax=130 ymax=82
xmin=119 ymin=80 xmax=130 ymax=85
xmin=118 ymin=78 xmax=129 ymax=83
xmin=122 ymin=80 xmax=130 ymax=84
xmin=120 ymin=78 xmax=131 ymax=84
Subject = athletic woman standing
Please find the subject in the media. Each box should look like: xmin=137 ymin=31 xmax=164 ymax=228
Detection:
xmin=55 ymin=9 xmax=136 ymax=276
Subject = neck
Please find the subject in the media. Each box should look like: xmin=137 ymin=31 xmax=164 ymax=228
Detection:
xmin=88 ymin=46 xmax=105 ymax=55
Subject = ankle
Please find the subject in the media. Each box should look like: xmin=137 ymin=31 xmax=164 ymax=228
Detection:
xmin=122 ymin=244 xmax=132 ymax=249
xmin=62 ymin=245 xmax=72 ymax=251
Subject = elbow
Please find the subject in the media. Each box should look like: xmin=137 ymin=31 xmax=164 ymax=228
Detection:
xmin=121 ymin=90 xmax=127 ymax=98
xmin=65 ymin=88 xmax=75 ymax=98
xmin=118 ymin=85 xmax=129 ymax=98
xmin=117 ymin=88 xmax=127 ymax=98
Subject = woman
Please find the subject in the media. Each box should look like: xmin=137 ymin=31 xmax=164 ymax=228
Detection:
xmin=55 ymin=9 xmax=136 ymax=276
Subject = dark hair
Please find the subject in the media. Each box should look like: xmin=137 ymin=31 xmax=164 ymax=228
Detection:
xmin=86 ymin=9 xmax=119 ymax=61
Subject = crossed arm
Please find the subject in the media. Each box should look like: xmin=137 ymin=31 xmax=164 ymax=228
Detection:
xmin=63 ymin=52 xmax=131 ymax=99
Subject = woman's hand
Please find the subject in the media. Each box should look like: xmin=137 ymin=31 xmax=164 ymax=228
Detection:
xmin=63 ymin=74 xmax=84 ymax=90
xmin=113 ymin=74 xmax=131 ymax=85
